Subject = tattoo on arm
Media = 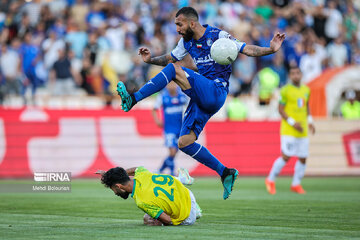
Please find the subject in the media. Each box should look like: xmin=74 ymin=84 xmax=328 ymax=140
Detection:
xmin=242 ymin=45 xmax=274 ymax=57
xmin=149 ymin=54 xmax=176 ymax=66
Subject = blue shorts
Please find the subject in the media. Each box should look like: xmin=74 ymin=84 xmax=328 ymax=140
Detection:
xmin=165 ymin=132 xmax=179 ymax=148
xmin=180 ymin=67 xmax=227 ymax=138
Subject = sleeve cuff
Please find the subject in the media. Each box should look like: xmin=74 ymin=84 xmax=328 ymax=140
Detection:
xmin=171 ymin=52 xmax=179 ymax=62
xmin=240 ymin=43 xmax=246 ymax=53
xmin=155 ymin=209 xmax=164 ymax=219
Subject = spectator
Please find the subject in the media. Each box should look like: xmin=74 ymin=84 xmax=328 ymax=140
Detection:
xmin=324 ymin=0 xmax=343 ymax=44
xmin=341 ymin=90 xmax=360 ymax=120
xmin=21 ymin=0 xmax=42 ymax=27
xmin=84 ymin=31 xmax=99 ymax=66
xmin=258 ymin=27 xmax=275 ymax=68
xmin=50 ymin=48 xmax=76 ymax=96
xmin=79 ymin=57 xmax=94 ymax=95
xmin=327 ymin=36 xmax=348 ymax=67
xmin=257 ymin=67 xmax=280 ymax=105
xmin=343 ymin=4 xmax=359 ymax=44
xmin=300 ymin=44 xmax=323 ymax=83
xmin=105 ymin=18 xmax=125 ymax=51
xmin=254 ymin=0 xmax=274 ymax=23
xmin=42 ymin=30 xmax=65 ymax=70
xmin=227 ymin=92 xmax=248 ymax=121
xmin=20 ymin=32 xmax=40 ymax=98
xmin=86 ymin=3 xmax=106 ymax=29
xmin=270 ymin=50 xmax=287 ymax=87
xmin=70 ymin=0 xmax=89 ymax=31
xmin=65 ymin=21 xmax=88 ymax=59
xmin=232 ymin=50 xmax=256 ymax=95
xmin=39 ymin=4 xmax=55 ymax=32
xmin=0 ymin=44 xmax=22 ymax=100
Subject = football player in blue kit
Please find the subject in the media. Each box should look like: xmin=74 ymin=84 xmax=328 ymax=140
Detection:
xmin=117 ymin=7 xmax=285 ymax=199
xmin=152 ymin=81 xmax=188 ymax=176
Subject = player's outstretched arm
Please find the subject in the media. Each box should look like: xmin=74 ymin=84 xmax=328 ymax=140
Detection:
xmin=242 ymin=32 xmax=285 ymax=57
xmin=138 ymin=47 xmax=176 ymax=66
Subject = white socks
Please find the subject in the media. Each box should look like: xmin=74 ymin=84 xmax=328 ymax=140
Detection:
xmin=292 ymin=160 xmax=306 ymax=186
xmin=268 ymin=157 xmax=286 ymax=182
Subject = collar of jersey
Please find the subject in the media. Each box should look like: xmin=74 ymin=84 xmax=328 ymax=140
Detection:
xmin=193 ymin=24 xmax=210 ymax=42
xmin=130 ymin=179 xmax=136 ymax=198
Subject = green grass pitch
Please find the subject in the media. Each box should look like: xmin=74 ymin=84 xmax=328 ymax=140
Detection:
xmin=0 ymin=177 xmax=359 ymax=240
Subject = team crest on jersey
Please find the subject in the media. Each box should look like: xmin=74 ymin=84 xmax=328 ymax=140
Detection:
xmin=297 ymin=98 xmax=305 ymax=108
xmin=171 ymin=98 xmax=179 ymax=104
xmin=207 ymin=38 xmax=213 ymax=46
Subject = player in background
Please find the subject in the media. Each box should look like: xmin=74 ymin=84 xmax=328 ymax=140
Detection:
xmin=152 ymin=81 xmax=189 ymax=176
xmin=96 ymin=166 xmax=201 ymax=226
xmin=117 ymin=7 xmax=285 ymax=199
xmin=265 ymin=66 xmax=316 ymax=195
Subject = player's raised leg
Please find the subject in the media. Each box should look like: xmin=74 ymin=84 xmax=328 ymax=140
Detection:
xmin=117 ymin=63 xmax=177 ymax=111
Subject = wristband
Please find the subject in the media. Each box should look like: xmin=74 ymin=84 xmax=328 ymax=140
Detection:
xmin=307 ymin=115 xmax=314 ymax=124
xmin=287 ymin=117 xmax=296 ymax=126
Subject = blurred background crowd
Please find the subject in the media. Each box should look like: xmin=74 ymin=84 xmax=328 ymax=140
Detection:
xmin=0 ymin=0 xmax=359 ymax=118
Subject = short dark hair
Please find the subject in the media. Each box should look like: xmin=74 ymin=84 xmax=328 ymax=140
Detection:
xmin=289 ymin=65 xmax=301 ymax=72
xmin=101 ymin=167 xmax=130 ymax=188
xmin=176 ymin=7 xmax=199 ymax=21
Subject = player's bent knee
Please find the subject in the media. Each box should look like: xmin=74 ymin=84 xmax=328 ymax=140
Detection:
xmin=178 ymin=137 xmax=194 ymax=149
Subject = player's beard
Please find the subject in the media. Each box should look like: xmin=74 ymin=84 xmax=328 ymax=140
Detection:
xmin=182 ymin=28 xmax=194 ymax=42
xmin=116 ymin=191 xmax=129 ymax=199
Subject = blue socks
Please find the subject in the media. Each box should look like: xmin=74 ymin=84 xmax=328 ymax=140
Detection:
xmin=134 ymin=64 xmax=176 ymax=102
xmin=180 ymin=142 xmax=225 ymax=176
xmin=159 ymin=156 xmax=175 ymax=175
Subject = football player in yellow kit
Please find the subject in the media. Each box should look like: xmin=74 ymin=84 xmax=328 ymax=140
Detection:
xmin=96 ymin=167 xmax=201 ymax=226
xmin=265 ymin=66 xmax=315 ymax=194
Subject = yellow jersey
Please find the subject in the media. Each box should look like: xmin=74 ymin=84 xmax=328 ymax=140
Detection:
xmin=279 ymin=83 xmax=310 ymax=138
xmin=131 ymin=167 xmax=191 ymax=225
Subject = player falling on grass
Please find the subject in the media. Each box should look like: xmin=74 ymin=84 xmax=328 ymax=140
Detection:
xmin=117 ymin=7 xmax=285 ymax=199
xmin=152 ymin=82 xmax=188 ymax=176
xmin=265 ymin=66 xmax=316 ymax=195
xmin=96 ymin=166 xmax=201 ymax=226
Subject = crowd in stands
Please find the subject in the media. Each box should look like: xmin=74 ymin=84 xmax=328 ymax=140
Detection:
xmin=0 ymin=0 xmax=359 ymax=117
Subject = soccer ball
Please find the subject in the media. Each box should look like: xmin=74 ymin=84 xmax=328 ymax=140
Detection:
xmin=210 ymin=38 xmax=238 ymax=65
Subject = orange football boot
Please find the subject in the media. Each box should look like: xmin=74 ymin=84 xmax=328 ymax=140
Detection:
xmin=265 ymin=179 xmax=276 ymax=195
xmin=290 ymin=185 xmax=306 ymax=194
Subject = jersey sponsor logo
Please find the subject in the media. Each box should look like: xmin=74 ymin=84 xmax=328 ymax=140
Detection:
xmin=165 ymin=106 xmax=183 ymax=114
xmin=171 ymin=98 xmax=179 ymax=104
xmin=192 ymin=54 xmax=214 ymax=65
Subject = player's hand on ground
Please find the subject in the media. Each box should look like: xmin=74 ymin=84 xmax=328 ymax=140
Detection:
xmin=309 ymin=124 xmax=316 ymax=135
xmin=270 ymin=32 xmax=285 ymax=53
xmin=95 ymin=170 xmax=106 ymax=176
xmin=293 ymin=122 xmax=303 ymax=133
xmin=138 ymin=47 xmax=151 ymax=63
